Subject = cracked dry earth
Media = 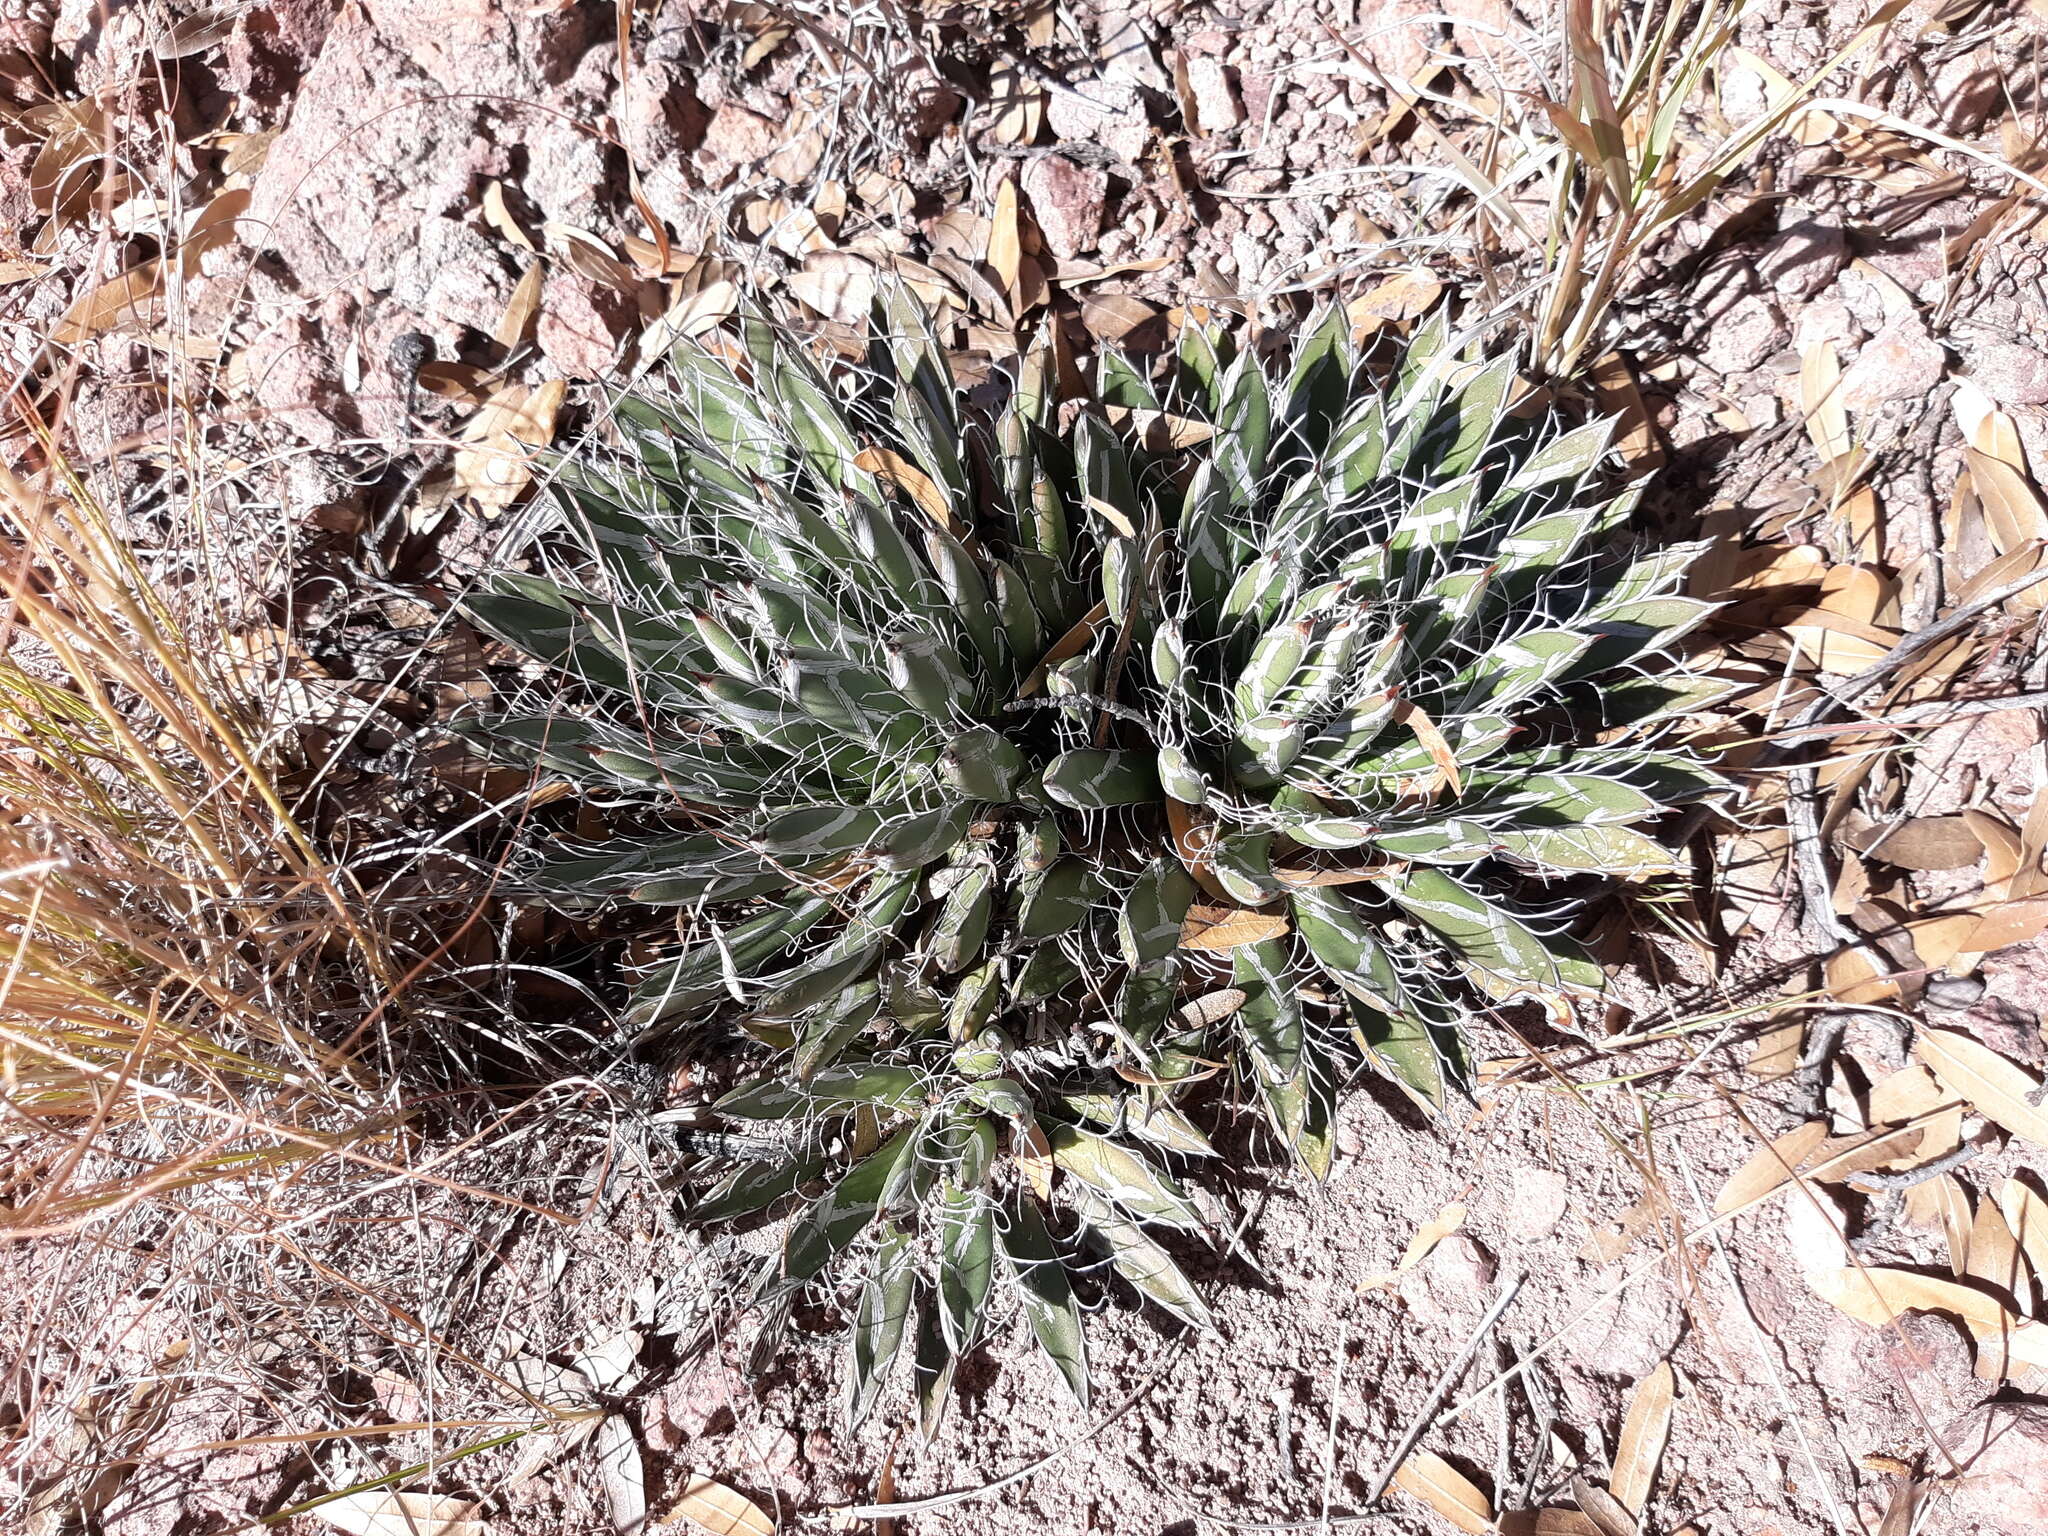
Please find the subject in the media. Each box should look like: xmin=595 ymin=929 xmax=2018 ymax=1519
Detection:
xmin=7 ymin=1 xmax=2048 ymax=1534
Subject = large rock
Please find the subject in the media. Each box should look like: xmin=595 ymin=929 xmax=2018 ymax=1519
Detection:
xmin=1944 ymin=1403 xmax=2048 ymax=1535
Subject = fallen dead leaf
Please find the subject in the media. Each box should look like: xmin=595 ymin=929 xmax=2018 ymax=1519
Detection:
xmin=662 ymin=1475 xmax=773 ymax=1536
xmin=1609 ymin=1362 xmax=1675 ymax=1516
xmin=53 ymin=261 xmax=162 ymax=344
xmin=1360 ymin=1201 xmax=1467 ymax=1290
xmin=452 ymin=380 xmax=566 ymax=518
xmin=1590 ymin=352 xmax=1663 ymax=472
xmin=1351 ymin=268 xmax=1444 ymax=322
xmin=1999 ymin=1179 xmax=2048 ymax=1291
xmin=1393 ymin=697 xmax=1462 ymax=797
xmin=494 ymin=263 xmax=544 ymax=356
xmin=1807 ymin=1266 xmax=2048 ymax=1372
xmin=856 ymin=446 xmax=960 ymax=536
xmin=1392 ymin=1450 xmax=1492 ymax=1534
xmin=1844 ymin=815 xmax=1982 ymax=871
xmin=1180 ymin=906 xmax=1289 ymax=951
xmin=318 ymin=1493 xmax=486 ymax=1536
xmin=1917 ymin=1028 xmax=2048 ymax=1148
xmin=1713 ymin=1121 xmax=1829 ymax=1215
xmin=1571 ymin=1476 xmax=1640 ymax=1536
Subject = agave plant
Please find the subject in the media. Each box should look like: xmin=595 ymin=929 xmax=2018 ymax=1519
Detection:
xmin=457 ymin=293 xmax=1724 ymax=1426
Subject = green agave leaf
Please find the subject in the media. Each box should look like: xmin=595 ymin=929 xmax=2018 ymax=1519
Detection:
xmin=1058 ymin=1093 xmax=1216 ymax=1157
xmin=1118 ymin=858 xmax=1195 ymax=967
xmin=778 ymin=1127 xmax=918 ymax=1292
xmin=794 ymin=981 xmax=883 ymax=1079
xmin=999 ymin=1193 xmax=1090 ymax=1407
xmin=1348 ymin=997 xmax=1454 ymax=1114
xmin=682 ymin=1151 xmax=823 ymax=1226
xmin=1378 ymin=867 xmax=1604 ymax=998
xmin=1041 ymin=749 xmax=1161 ymax=810
xmin=1047 ymin=1124 xmax=1205 ymax=1230
xmin=937 ymin=1180 xmax=995 ymax=1352
xmin=1233 ymin=938 xmax=1304 ymax=1081
xmin=1436 ymin=353 xmax=1519 ymax=478
xmin=715 ymin=1062 xmax=928 ymax=1120
xmin=627 ymin=894 xmax=836 ymax=1030
xmin=929 ymin=860 xmax=995 ymax=974
xmin=1071 ymin=1184 xmax=1216 ymax=1332
xmin=848 ymin=1222 xmax=917 ymax=1427
xmin=1290 ymin=886 xmax=1413 ymax=1016
xmin=1491 ymin=823 xmax=1681 ymax=876
xmin=914 ymin=1300 xmax=955 ymax=1442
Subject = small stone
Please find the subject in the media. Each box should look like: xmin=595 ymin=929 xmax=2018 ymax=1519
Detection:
xmin=1504 ymin=1167 xmax=1570 ymax=1241
xmin=1840 ymin=318 xmax=1947 ymax=414
xmin=536 ymin=270 xmax=638 ymax=379
xmin=1427 ymin=1232 xmax=1497 ymax=1297
xmin=1185 ymin=56 xmax=1242 ymax=133
xmin=1968 ymin=340 xmax=2048 ymax=407
xmin=698 ymin=102 xmax=778 ymax=174
xmin=1022 ymin=153 xmax=1108 ymax=259
xmin=1045 ymin=78 xmax=1150 ymax=163
xmin=1758 ymin=217 xmax=1847 ymax=301
xmin=653 ymin=1360 xmax=744 ymax=1442
xmin=1700 ymin=290 xmax=1786 ymax=378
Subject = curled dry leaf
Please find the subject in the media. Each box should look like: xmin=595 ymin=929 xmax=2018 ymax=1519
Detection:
xmin=318 ymin=1492 xmax=487 ymax=1536
xmin=1570 ymin=1477 xmax=1640 ymax=1536
xmin=1777 ymin=607 xmax=1900 ymax=672
xmin=1807 ymin=1266 xmax=2048 ymax=1374
xmin=1360 ymin=1201 xmax=1466 ymax=1290
xmin=1392 ymin=1450 xmax=1493 ymax=1535
xmin=1916 ymin=1028 xmax=2048 ymax=1148
xmin=787 ymin=251 xmax=878 ymax=326
xmin=1179 ymin=905 xmax=1289 ymax=951
xmin=1392 ymin=697 xmax=1462 ymax=797
xmin=1610 ymin=1361 xmax=1676 ymax=1517
xmin=53 ymin=261 xmax=163 ymax=344
xmin=1844 ymin=815 xmax=1983 ymax=871
xmin=662 ymin=1475 xmax=774 ymax=1536
xmin=1999 ymin=1179 xmax=2048 ymax=1286
xmin=855 ymin=447 xmax=959 ymax=537
xmin=1352 ymin=268 xmax=1443 ymax=322
xmin=1714 ymin=1121 xmax=1829 ymax=1215
xmin=453 ymin=380 xmax=567 ymax=517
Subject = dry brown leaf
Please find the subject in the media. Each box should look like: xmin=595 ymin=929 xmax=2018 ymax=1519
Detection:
xmin=785 ymin=251 xmax=876 ymax=325
xmin=1570 ymin=1477 xmax=1640 ymax=1536
xmin=1352 ymin=268 xmax=1444 ymax=322
xmin=1800 ymin=340 xmax=1851 ymax=463
xmin=1078 ymin=292 xmax=1163 ymax=344
xmin=662 ymin=1475 xmax=774 ymax=1536
xmin=1844 ymin=816 xmax=1983 ymax=871
xmin=1610 ymin=1362 xmax=1675 ymax=1516
xmin=1865 ymin=1064 xmax=1957 ymax=1126
xmin=1017 ymin=600 xmax=1109 ymax=697
xmin=54 ymin=260 xmax=162 ymax=344
xmin=1968 ymin=446 xmax=2048 ymax=555
xmin=642 ymin=279 xmax=738 ymax=358
xmin=1392 ymin=1451 xmax=1492 ymax=1534
xmin=1809 ymin=1125 xmax=1927 ymax=1185
xmin=1103 ymin=405 xmax=1216 ymax=450
xmin=1498 ymin=1514 xmax=1604 ymax=1536
xmin=494 ymin=263 xmax=544 ymax=355
xmin=319 ymin=1493 xmax=486 ymax=1536
xmin=1955 ymin=896 xmax=2048 ymax=969
xmin=179 ymin=187 xmax=249 ymax=277
xmin=1824 ymin=946 xmax=1898 ymax=1007
xmin=989 ymin=66 xmax=1044 ymax=145
xmin=1746 ymin=1017 xmax=1803 ymax=1082
xmin=1393 ymin=697 xmax=1462 ymax=797
xmin=1017 ymin=1120 xmax=1055 ymax=1201
xmin=1917 ymin=1028 xmax=2048 ymax=1148
xmin=1815 ymin=562 xmax=1897 ymax=626
xmin=452 ymin=380 xmax=566 ymax=517
xmin=1807 ymin=1266 xmax=2048 ymax=1372
xmin=855 ymin=447 xmax=960 ymax=536
xmin=546 ymin=222 xmax=640 ymax=293
xmin=1969 ymin=1195 xmax=2025 ymax=1343
xmin=1590 ymin=352 xmax=1663 ymax=471
xmin=1999 ymin=1180 xmax=2048 ymax=1296
xmin=1179 ymin=905 xmax=1289 ymax=951
xmin=1905 ymin=913 xmax=1980 ymax=973
xmin=1360 ymin=1201 xmax=1468 ymax=1291
xmin=1777 ymin=607 xmax=1900 ymax=672
xmin=1715 ymin=1121 xmax=1829 ymax=1215
xmin=987 ymin=177 xmax=1023 ymax=302
xmin=482 ymin=180 xmax=537 ymax=251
